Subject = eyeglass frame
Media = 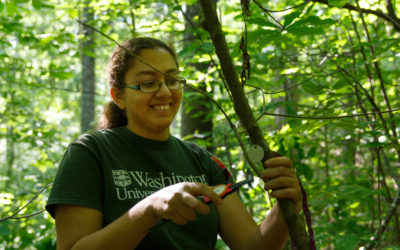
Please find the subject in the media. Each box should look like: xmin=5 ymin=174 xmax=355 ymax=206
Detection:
xmin=124 ymin=78 xmax=186 ymax=93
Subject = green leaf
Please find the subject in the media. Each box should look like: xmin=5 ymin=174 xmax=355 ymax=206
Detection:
xmin=334 ymin=118 xmax=360 ymax=129
xmin=184 ymin=0 xmax=200 ymax=5
xmin=247 ymin=17 xmax=280 ymax=29
xmin=302 ymin=80 xmax=325 ymax=94
xmin=332 ymin=79 xmax=348 ymax=90
xmin=13 ymin=0 xmax=30 ymax=3
xmin=365 ymin=141 xmax=382 ymax=148
xmin=39 ymin=35 xmax=56 ymax=46
xmin=294 ymin=16 xmax=336 ymax=27
xmin=51 ymin=71 xmax=74 ymax=80
xmin=32 ymin=0 xmax=43 ymax=9
xmin=286 ymin=26 xmax=324 ymax=36
xmin=298 ymin=163 xmax=313 ymax=180
xmin=328 ymin=0 xmax=348 ymax=7
xmin=200 ymin=42 xmax=214 ymax=53
xmin=283 ymin=11 xmax=301 ymax=27
xmin=334 ymin=234 xmax=359 ymax=249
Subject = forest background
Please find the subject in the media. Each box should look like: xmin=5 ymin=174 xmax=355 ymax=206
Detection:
xmin=1 ymin=0 xmax=400 ymax=249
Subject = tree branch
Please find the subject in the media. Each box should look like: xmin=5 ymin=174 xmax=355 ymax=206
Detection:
xmin=199 ymin=0 xmax=312 ymax=249
xmin=185 ymin=83 xmax=262 ymax=177
xmin=355 ymin=0 xmax=399 ymax=140
xmin=0 ymin=184 xmax=52 ymax=223
xmin=365 ymin=187 xmax=400 ymax=249
xmin=312 ymin=0 xmax=400 ymax=32
xmin=253 ymin=0 xmax=311 ymax=13
xmin=385 ymin=0 xmax=397 ymax=21
xmin=259 ymin=108 xmax=400 ymax=120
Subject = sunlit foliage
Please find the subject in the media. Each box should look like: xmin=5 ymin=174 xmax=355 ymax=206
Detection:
xmin=1 ymin=0 xmax=399 ymax=249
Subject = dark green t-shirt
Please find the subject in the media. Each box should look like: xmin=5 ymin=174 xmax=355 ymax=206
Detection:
xmin=46 ymin=126 xmax=231 ymax=249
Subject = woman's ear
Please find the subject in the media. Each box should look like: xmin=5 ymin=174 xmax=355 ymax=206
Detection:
xmin=110 ymin=87 xmax=126 ymax=110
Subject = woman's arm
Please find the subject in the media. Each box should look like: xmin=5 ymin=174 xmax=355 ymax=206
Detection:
xmin=55 ymin=182 xmax=222 ymax=250
xmin=218 ymin=156 xmax=302 ymax=250
xmin=55 ymin=200 xmax=157 ymax=250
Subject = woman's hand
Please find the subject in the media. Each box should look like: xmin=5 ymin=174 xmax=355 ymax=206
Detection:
xmin=146 ymin=182 xmax=222 ymax=225
xmin=262 ymin=156 xmax=302 ymax=212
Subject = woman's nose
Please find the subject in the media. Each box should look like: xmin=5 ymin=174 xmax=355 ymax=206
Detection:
xmin=155 ymin=82 xmax=172 ymax=97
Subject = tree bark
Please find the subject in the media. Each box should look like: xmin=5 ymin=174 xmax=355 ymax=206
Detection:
xmin=199 ymin=0 xmax=310 ymax=249
xmin=80 ymin=0 xmax=95 ymax=133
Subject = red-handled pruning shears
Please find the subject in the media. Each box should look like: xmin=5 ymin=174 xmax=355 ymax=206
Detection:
xmin=152 ymin=169 xmax=254 ymax=230
xmin=202 ymin=169 xmax=254 ymax=204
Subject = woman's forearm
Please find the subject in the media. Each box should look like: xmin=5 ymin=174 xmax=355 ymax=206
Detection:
xmin=244 ymin=203 xmax=289 ymax=250
xmin=70 ymin=199 xmax=159 ymax=250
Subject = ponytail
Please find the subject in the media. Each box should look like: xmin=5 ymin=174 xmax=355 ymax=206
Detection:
xmin=97 ymin=101 xmax=127 ymax=129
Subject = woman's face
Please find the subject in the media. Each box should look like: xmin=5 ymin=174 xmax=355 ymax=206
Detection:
xmin=117 ymin=47 xmax=182 ymax=140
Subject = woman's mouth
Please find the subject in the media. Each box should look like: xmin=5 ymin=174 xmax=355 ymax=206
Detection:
xmin=151 ymin=104 xmax=171 ymax=111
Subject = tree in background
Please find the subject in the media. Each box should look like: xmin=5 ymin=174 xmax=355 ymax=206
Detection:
xmin=180 ymin=2 xmax=214 ymax=151
xmin=80 ymin=0 xmax=96 ymax=133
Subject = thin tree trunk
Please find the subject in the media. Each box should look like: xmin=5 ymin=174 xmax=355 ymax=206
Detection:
xmin=199 ymin=0 xmax=311 ymax=248
xmin=323 ymin=125 xmax=330 ymax=184
xmin=376 ymin=148 xmax=400 ymax=244
xmin=80 ymin=0 xmax=95 ymax=133
xmin=5 ymin=126 xmax=15 ymax=189
xmin=366 ymin=188 xmax=400 ymax=249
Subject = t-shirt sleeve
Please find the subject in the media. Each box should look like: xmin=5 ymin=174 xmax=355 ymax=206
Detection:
xmin=204 ymin=151 xmax=233 ymax=186
xmin=45 ymin=141 xmax=104 ymax=219
xmin=185 ymin=141 xmax=233 ymax=186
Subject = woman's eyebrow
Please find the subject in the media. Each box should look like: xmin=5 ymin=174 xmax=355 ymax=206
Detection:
xmin=135 ymin=69 xmax=179 ymax=77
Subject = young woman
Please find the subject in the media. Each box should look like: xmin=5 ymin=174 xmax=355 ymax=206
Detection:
xmin=46 ymin=37 xmax=302 ymax=250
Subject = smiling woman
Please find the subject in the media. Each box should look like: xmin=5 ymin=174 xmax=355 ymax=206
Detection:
xmin=97 ymin=38 xmax=181 ymax=133
xmin=45 ymin=37 xmax=302 ymax=250
xmin=111 ymin=46 xmax=183 ymax=141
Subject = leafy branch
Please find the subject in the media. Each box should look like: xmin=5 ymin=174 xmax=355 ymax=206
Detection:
xmin=199 ymin=0 xmax=312 ymax=249
xmin=312 ymin=0 xmax=400 ymax=32
xmin=253 ymin=0 xmax=400 ymax=32
xmin=365 ymin=188 xmax=400 ymax=249
xmin=253 ymin=0 xmax=311 ymax=13
xmin=0 ymin=184 xmax=52 ymax=223
xmin=259 ymin=108 xmax=400 ymax=120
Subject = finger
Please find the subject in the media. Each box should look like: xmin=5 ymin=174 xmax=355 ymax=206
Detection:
xmin=263 ymin=156 xmax=293 ymax=169
xmin=168 ymin=211 xmax=191 ymax=225
xmin=264 ymin=176 xmax=300 ymax=191
xmin=262 ymin=167 xmax=296 ymax=181
xmin=185 ymin=183 xmax=222 ymax=206
xmin=182 ymin=193 xmax=210 ymax=215
xmin=175 ymin=202 xmax=197 ymax=222
xmin=161 ymin=198 xmax=195 ymax=225
xmin=269 ymin=188 xmax=302 ymax=205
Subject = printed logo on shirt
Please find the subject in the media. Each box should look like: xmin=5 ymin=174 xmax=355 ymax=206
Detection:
xmin=113 ymin=170 xmax=207 ymax=201
xmin=112 ymin=170 xmax=132 ymax=187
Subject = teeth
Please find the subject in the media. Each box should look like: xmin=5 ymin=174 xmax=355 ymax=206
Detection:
xmin=152 ymin=104 xmax=170 ymax=111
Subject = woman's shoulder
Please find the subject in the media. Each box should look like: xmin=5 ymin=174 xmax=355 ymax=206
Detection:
xmin=171 ymin=136 xmax=211 ymax=158
xmin=72 ymin=127 xmax=124 ymax=147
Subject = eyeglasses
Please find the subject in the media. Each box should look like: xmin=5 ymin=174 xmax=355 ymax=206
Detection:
xmin=124 ymin=78 xmax=186 ymax=93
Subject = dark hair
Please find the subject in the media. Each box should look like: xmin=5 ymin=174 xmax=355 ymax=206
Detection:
xmin=97 ymin=37 xmax=178 ymax=129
